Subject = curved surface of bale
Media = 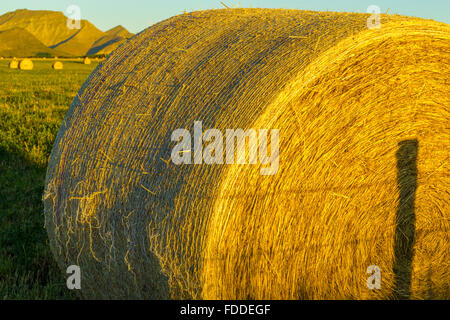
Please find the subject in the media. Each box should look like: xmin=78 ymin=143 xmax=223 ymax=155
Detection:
xmin=44 ymin=9 xmax=450 ymax=299
xmin=52 ymin=61 xmax=64 ymax=70
xmin=9 ymin=59 xmax=18 ymax=69
xmin=83 ymin=57 xmax=91 ymax=65
xmin=19 ymin=59 xmax=33 ymax=70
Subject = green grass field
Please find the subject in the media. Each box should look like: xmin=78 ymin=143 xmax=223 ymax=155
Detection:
xmin=0 ymin=59 xmax=98 ymax=299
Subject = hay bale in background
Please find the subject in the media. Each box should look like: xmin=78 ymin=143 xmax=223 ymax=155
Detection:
xmin=44 ymin=9 xmax=450 ymax=300
xmin=9 ymin=58 xmax=18 ymax=69
xmin=52 ymin=61 xmax=64 ymax=70
xmin=19 ymin=59 xmax=33 ymax=70
xmin=83 ymin=57 xmax=91 ymax=65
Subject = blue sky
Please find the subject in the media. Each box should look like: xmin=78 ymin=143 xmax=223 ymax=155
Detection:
xmin=1 ymin=0 xmax=449 ymax=33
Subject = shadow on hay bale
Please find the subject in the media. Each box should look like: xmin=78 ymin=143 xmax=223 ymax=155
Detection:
xmin=44 ymin=9 xmax=450 ymax=300
xmin=393 ymin=139 xmax=418 ymax=300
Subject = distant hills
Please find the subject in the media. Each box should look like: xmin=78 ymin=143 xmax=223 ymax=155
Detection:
xmin=0 ymin=9 xmax=134 ymax=57
xmin=0 ymin=27 xmax=64 ymax=57
xmin=88 ymin=25 xmax=134 ymax=55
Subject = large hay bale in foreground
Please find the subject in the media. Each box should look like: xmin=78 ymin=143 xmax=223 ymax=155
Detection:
xmin=19 ymin=59 xmax=33 ymax=70
xmin=52 ymin=61 xmax=64 ymax=70
xmin=9 ymin=59 xmax=18 ymax=69
xmin=44 ymin=9 xmax=449 ymax=300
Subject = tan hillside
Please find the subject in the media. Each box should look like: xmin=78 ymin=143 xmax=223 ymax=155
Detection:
xmin=0 ymin=9 xmax=113 ymax=56
xmin=0 ymin=27 xmax=62 ymax=57
xmin=88 ymin=25 xmax=134 ymax=55
xmin=0 ymin=9 xmax=77 ymax=47
xmin=51 ymin=20 xmax=105 ymax=56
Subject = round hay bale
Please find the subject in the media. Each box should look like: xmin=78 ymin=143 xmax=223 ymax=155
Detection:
xmin=19 ymin=59 xmax=33 ymax=70
xmin=83 ymin=57 xmax=91 ymax=65
xmin=52 ymin=61 xmax=64 ymax=70
xmin=44 ymin=9 xmax=450 ymax=300
xmin=9 ymin=59 xmax=18 ymax=69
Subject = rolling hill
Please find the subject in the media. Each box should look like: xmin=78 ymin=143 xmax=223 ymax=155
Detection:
xmin=0 ymin=27 xmax=63 ymax=57
xmin=87 ymin=25 xmax=134 ymax=55
xmin=50 ymin=20 xmax=105 ymax=56
xmin=0 ymin=9 xmax=134 ymax=57
xmin=0 ymin=9 xmax=77 ymax=47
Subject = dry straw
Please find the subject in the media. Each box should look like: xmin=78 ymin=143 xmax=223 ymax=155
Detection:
xmin=9 ymin=58 xmax=18 ymax=69
xmin=52 ymin=61 xmax=64 ymax=70
xmin=19 ymin=59 xmax=33 ymax=70
xmin=83 ymin=57 xmax=91 ymax=65
xmin=44 ymin=9 xmax=449 ymax=300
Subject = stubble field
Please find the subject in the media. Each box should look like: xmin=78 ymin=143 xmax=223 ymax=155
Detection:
xmin=0 ymin=59 xmax=98 ymax=299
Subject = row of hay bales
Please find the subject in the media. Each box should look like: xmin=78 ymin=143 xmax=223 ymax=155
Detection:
xmin=8 ymin=57 xmax=92 ymax=70
xmin=9 ymin=58 xmax=34 ymax=70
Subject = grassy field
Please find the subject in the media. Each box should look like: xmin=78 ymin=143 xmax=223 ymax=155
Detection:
xmin=0 ymin=59 xmax=98 ymax=299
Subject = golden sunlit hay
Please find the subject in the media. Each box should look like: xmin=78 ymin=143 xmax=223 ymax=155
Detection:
xmin=202 ymin=21 xmax=450 ymax=300
xmin=52 ymin=61 xmax=64 ymax=70
xmin=83 ymin=57 xmax=91 ymax=65
xmin=9 ymin=58 xmax=18 ymax=69
xmin=19 ymin=58 xmax=34 ymax=70
xmin=43 ymin=9 xmax=449 ymax=300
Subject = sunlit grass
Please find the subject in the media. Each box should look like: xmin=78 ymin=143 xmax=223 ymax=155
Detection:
xmin=0 ymin=59 xmax=97 ymax=299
